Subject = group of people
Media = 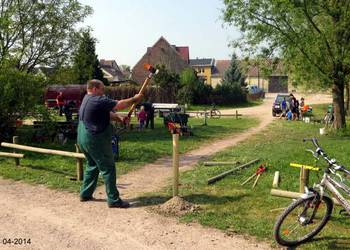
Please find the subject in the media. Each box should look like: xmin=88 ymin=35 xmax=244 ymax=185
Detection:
xmin=55 ymin=92 xmax=76 ymax=121
xmin=279 ymin=94 xmax=308 ymax=120
xmin=136 ymin=103 xmax=155 ymax=130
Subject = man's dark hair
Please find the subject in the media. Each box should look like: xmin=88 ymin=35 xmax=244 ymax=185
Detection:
xmin=87 ymin=79 xmax=103 ymax=89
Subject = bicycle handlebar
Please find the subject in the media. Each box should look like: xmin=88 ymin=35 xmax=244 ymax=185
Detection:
xmin=303 ymin=138 xmax=350 ymax=176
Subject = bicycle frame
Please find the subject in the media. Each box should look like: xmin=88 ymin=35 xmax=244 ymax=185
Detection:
xmin=322 ymin=174 xmax=350 ymax=212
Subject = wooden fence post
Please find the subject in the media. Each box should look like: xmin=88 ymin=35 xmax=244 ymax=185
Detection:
xmin=75 ymin=144 xmax=84 ymax=181
xmin=12 ymin=136 xmax=20 ymax=167
xmin=299 ymin=167 xmax=309 ymax=193
xmin=172 ymin=134 xmax=180 ymax=197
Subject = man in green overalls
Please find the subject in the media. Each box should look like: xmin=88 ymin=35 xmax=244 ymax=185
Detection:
xmin=78 ymin=79 xmax=142 ymax=208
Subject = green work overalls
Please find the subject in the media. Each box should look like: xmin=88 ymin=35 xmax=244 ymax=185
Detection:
xmin=78 ymin=121 xmax=120 ymax=205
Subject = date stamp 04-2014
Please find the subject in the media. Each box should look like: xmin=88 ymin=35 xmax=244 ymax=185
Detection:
xmin=2 ymin=238 xmax=32 ymax=246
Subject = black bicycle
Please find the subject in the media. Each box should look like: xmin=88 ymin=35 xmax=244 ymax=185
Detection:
xmin=273 ymin=138 xmax=350 ymax=247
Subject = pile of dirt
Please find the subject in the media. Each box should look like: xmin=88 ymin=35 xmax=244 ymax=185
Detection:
xmin=156 ymin=196 xmax=200 ymax=216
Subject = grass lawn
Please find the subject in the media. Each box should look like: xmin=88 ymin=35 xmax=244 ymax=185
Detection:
xmin=0 ymin=116 xmax=258 ymax=193
xmin=138 ymin=104 xmax=350 ymax=249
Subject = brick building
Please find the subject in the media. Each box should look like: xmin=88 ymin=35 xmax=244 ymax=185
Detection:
xmin=131 ymin=37 xmax=189 ymax=84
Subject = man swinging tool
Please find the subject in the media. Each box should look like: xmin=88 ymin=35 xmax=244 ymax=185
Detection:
xmin=78 ymin=79 xmax=143 ymax=208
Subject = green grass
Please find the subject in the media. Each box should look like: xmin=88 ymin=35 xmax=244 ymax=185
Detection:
xmin=0 ymin=116 xmax=258 ymax=192
xmin=138 ymin=110 xmax=350 ymax=249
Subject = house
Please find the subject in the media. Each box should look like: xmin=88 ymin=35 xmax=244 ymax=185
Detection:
xmin=206 ymin=59 xmax=289 ymax=93
xmin=131 ymin=37 xmax=189 ymax=84
xmin=100 ymin=59 xmax=125 ymax=83
xmin=211 ymin=60 xmax=230 ymax=87
xmin=189 ymin=58 xmax=215 ymax=84
xmin=244 ymin=61 xmax=288 ymax=93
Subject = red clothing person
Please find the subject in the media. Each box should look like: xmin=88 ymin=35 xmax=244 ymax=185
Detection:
xmin=56 ymin=92 xmax=65 ymax=116
xmin=137 ymin=106 xmax=147 ymax=129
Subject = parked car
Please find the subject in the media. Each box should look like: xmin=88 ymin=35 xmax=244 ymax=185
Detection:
xmin=272 ymin=93 xmax=291 ymax=116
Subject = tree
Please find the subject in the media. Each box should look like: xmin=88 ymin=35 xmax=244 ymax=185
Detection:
xmin=221 ymin=53 xmax=245 ymax=87
xmin=0 ymin=0 xmax=92 ymax=71
xmin=223 ymin=0 xmax=350 ymax=128
xmin=153 ymin=64 xmax=179 ymax=102
xmin=73 ymin=30 xmax=106 ymax=84
xmin=0 ymin=64 xmax=44 ymax=141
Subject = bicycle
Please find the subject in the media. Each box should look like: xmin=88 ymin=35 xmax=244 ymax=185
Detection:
xmin=273 ymin=138 xmax=350 ymax=247
xmin=323 ymin=104 xmax=334 ymax=127
xmin=196 ymin=104 xmax=221 ymax=119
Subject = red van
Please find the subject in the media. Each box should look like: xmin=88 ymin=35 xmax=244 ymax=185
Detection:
xmin=44 ymin=84 xmax=86 ymax=110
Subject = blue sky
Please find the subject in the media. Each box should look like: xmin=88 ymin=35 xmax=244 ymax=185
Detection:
xmin=79 ymin=0 xmax=240 ymax=67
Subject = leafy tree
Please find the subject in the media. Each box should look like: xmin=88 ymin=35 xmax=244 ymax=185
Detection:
xmin=73 ymin=30 xmax=106 ymax=84
xmin=153 ymin=64 xmax=179 ymax=102
xmin=0 ymin=0 xmax=92 ymax=71
xmin=0 ymin=64 xmax=44 ymax=141
xmin=221 ymin=53 xmax=245 ymax=87
xmin=177 ymin=68 xmax=212 ymax=105
xmin=223 ymin=0 xmax=350 ymax=128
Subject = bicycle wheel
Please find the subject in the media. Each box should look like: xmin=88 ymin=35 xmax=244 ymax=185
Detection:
xmin=196 ymin=112 xmax=203 ymax=119
xmin=210 ymin=109 xmax=221 ymax=119
xmin=274 ymin=195 xmax=333 ymax=247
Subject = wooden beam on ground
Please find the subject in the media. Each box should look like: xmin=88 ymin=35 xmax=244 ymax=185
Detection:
xmin=207 ymin=158 xmax=259 ymax=185
xmin=0 ymin=152 xmax=24 ymax=158
xmin=270 ymin=189 xmax=348 ymax=206
xmin=203 ymin=161 xmax=239 ymax=166
xmin=1 ymin=142 xmax=85 ymax=159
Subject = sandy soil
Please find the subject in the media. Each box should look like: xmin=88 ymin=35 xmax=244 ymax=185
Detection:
xmin=0 ymin=93 xmax=331 ymax=250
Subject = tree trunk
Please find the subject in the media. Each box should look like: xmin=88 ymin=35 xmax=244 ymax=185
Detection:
xmin=346 ymin=83 xmax=350 ymax=115
xmin=332 ymin=81 xmax=346 ymax=129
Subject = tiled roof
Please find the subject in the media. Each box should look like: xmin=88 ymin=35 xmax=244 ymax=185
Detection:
xmin=189 ymin=58 xmax=215 ymax=67
xmin=245 ymin=60 xmax=286 ymax=77
xmin=212 ymin=60 xmax=230 ymax=76
xmin=175 ymin=46 xmax=189 ymax=63
xmin=100 ymin=59 xmax=125 ymax=81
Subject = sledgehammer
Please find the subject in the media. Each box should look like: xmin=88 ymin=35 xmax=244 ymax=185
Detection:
xmin=127 ymin=64 xmax=159 ymax=118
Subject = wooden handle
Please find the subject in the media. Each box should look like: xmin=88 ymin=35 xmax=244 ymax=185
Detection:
xmin=252 ymin=174 xmax=261 ymax=188
xmin=241 ymin=173 xmax=257 ymax=186
xmin=127 ymin=76 xmax=152 ymax=117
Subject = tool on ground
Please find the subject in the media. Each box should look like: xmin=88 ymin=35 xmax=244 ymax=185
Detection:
xmin=241 ymin=164 xmax=267 ymax=188
xmin=290 ymin=163 xmax=319 ymax=171
xmin=207 ymin=159 xmax=260 ymax=185
xmin=127 ymin=64 xmax=159 ymax=119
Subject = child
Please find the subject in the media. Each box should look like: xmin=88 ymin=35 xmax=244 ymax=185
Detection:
xmin=137 ymin=106 xmax=147 ymax=130
xmin=286 ymin=109 xmax=293 ymax=121
xmin=279 ymin=97 xmax=287 ymax=119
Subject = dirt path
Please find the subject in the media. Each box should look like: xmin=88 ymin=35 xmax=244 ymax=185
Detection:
xmin=0 ymin=93 xmax=331 ymax=250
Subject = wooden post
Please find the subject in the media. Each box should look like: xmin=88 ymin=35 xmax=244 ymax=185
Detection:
xmin=203 ymin=161 xmax=239 ymax=166
xmin=270 ymin=189 xmax=347 ymax=206
xmin=172 ymin=134 xmax=180 ymax=197
xmin=12 ymin=136 xmax=20 ymax=167
xmin=75 ymin=144 xmax=84 ymax=181
xmin=272 ymin=171 xmax=280 ymax=188
xmin=299 ymin=167 xmax=309 ymax=193
xmin=207 ymin=158 xmax=260 ymax=184
xmin=236 ymin=110 xmax=238 ymax=119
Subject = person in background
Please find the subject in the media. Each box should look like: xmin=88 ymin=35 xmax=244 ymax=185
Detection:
xmin=56 ymin=92 xmax=65 ymax=116
xmin=137 ymin=106 xmax=147 ymax=130
xmin=279 ymin=97 xmax=287 ymax=119
xmin=142 ymin=102 xmax=155 ymax=129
